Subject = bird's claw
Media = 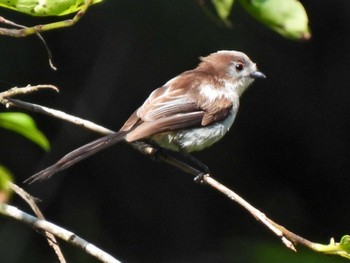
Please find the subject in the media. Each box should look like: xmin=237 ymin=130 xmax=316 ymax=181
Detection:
xmin=194 ymin=173 xmax=209 ymax=184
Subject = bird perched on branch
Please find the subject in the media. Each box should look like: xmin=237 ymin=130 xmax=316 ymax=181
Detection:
xmin=26 ymin=50 xmax=265 ymax=183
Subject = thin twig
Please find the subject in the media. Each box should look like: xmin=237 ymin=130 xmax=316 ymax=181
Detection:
xmin=202 ymin=175 xmax=297 ymax=250
xmin=0 ymin=16 xmax=56 ymax=70
xmin=9 ymin=183 xmax=67 ymax=263
xmin=0 ymin=85 xmax=59 ymax=104
xmin=0 ymin=203 xmax=122 ymax=263
xmin=0 ymin=85 xmax=111 ymax=135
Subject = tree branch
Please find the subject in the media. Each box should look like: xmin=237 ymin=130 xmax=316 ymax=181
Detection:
xmin=6 ymin=98 xmax=113 ymax=135
xmin=9 ymin=183 xmax=67 ymax=263
xmin=0 ymin=203 xmax=122 ymax=263
xmin=0 ymin=85 xmax=58 ymax=102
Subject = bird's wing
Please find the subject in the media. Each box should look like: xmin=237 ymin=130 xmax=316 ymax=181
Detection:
xmin=201 ymin=96 xmax=237 ymax=126
xmin=125 ymin=111 xmax=204 ymax=141
xmin=121 ymin=71 xmax=235 ymax=136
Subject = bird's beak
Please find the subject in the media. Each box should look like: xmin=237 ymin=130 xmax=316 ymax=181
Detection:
xmin=250 ymin=70 xmax=266 ymax=79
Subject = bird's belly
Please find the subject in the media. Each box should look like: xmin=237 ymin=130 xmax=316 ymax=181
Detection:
xmin=150 ymin=112 xmax=236 ymax=152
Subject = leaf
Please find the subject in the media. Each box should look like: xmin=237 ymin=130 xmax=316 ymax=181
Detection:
xmin=238 ymin=0 xmax=311 ymax=40
xmin=212 ymin=0 xmax=235 ymax=21
xmin=0 ymin=165 xmax=14 ymax=203
xmin=0 ymin=112 xmax=50 ymax=151
xmin=0 ymin=0 xmax=103 ymax=17
xmin=340 ymin=236 xmax=350 ymax=255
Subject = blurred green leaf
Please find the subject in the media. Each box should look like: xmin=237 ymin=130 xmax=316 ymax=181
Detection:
xmin=238 ymin=0 xmax=311 ymax=40
xmin=0 ymin=165 xmax=14 ymax=203
xmin=0 ymin=112 xmax=50 ymax=151
xmin=340 ymin=235 xmax=350 ymax=253
xmin=212 ymin=0 xmax=235 ymax=21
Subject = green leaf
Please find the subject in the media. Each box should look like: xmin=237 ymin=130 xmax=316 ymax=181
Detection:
xmin=0 ymin=165 xmax=14 ymax=203
xmin=212 ymin=0 xmax=235 ymax=21
xmin=0 ymin=0 xmax=103 ymax=17
xmin=238 ymin=0 xmax=311 ymax=40
xmin=0 ymin=112 xmax=50 ymax=151
xmin=340 ymin=236 xmax=350 ymax=255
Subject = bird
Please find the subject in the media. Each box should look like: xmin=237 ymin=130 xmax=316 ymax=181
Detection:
xmin=25 ymin=50 xmax=265 ymax=183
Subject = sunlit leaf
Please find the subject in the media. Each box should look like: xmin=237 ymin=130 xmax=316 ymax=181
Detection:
xmin=339 ymin=236 xmax=350 ymax=257
xmin=0 ymin=0 xmax=102 ymax=17
xmin=238 ymin=0 xmax=311 ymax=40
xmin=0 ymin=112 xmax=50 ymax=151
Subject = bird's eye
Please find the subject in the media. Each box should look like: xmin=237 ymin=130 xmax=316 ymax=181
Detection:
xmin=235 ymin=63 xmax=244 ymax=71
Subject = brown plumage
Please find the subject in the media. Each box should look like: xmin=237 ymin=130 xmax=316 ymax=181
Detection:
xmin=25 ymin=50 xmax=265 ymax=183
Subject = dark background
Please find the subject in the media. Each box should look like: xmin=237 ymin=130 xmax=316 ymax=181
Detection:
xmin=0 ymin=1 xmax=349 ymax=262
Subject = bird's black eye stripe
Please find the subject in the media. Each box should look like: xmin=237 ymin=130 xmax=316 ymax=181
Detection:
xmin=235 ymin=63 xmax=244 ymax=71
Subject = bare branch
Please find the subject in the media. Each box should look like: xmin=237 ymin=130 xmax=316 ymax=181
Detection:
xmin=0 ymin=17 xmax=56 ymax=70
xmin=0 ymin=85 xmax=58 ymax=105
xmin=0 ymin=203 xmax=122 ymax=263
xmin=9 ymin=183 xmax=67 ymax=263
xmin=202 ymin=175 xmax=297 ymax=250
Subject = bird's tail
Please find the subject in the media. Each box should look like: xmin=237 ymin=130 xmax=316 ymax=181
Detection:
xmin=24 ymin=131 xmax=128 ymax=184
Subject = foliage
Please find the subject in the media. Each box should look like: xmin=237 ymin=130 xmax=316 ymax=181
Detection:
xmin=0 ymin=0 xmax=102 ymax=17
xmin=211 ymin=0 xmax=311 ymax=40
xmin=0 ymin=112 xmax=50 ymax=151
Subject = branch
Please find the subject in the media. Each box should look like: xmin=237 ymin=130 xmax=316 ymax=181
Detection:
xmin=0 ymin=85 xmax=58 ymax=107
xmin=0 ymin=84 xmax=58 ymax=98
xmin=9 ymin=183 xmax=67 ymax=263
xmin=152 ymin=152 xmax=350 ymax=258
xmin=0 ymin=203 xmax=122 ymax=263
xmin=203 ymin=175 xmax=298 ymax=249
xmin=0 ymin=17 xmax=57 ymax=70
